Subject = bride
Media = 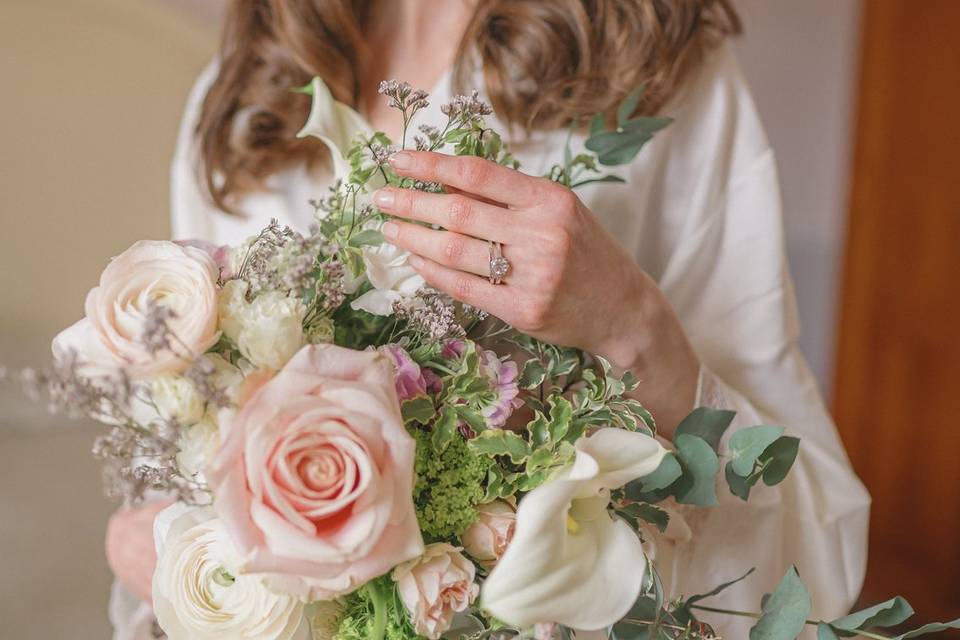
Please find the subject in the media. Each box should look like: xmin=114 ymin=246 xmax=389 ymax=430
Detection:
xmin=107 ymin=0 xmax=870 ymax=637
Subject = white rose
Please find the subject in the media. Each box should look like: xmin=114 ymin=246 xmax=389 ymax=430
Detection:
xmin=350 ymin=242 xmax=425 ymax=316
xmin=152 ymin=504 xmax=309 ymax=640
xmin=175 ymin=415 xmax=220 ymax=480
xmin=219 ymin=280 xmax=306 ymax=370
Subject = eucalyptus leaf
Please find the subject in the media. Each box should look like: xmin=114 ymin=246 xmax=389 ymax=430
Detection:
xmin=589 ymin=112 xmax=607 ymax=136
xmin=585 ymin=130 xmax=655 ymax=166
xmin=617 ymin=86 xmax=646 ymax=126
xmin=621 ymin=116 xmax=673 ymax=135
xmin=761 ymin=436 xmax=801 ymax=486
xmin=638 ymin=453 xmax=683 ymax=492
xmin=749 ymin=567 xmax=812 ymax=640
xmin=829 ymin=596 xmax=914 ymax=631
xmin=729 ymin=426 xmax=785 ymax=476
xmin=893 ymin=620 xmax=960 ymax=638
xmin=675 ymin=408 xmax=736 ymax=453
xmin=817 ymin=623 xmax=841 ymax=640
xmin=673 ymin=434 xmax=720 ymax=506
xmin=725 ymin=461 xmax=754 ymax=500
xmin=571 ymin=174 xmax=627 ymax=188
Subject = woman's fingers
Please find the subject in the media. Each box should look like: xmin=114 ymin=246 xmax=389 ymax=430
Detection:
xmin=388 ymin=151 xmax=547 ymax=207
xmin=374 ymin=187 xmax=516 ymax=242
xmin=383 ymin=220 xmax=491 ymax=277
xmin=407 ymin=254 xmax=515 ymax=321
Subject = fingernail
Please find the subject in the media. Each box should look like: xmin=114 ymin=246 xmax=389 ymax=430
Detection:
xmin=408 ymin=254 xmax=424 ymax=269
xmin=389 ymin=151 xmax=413 ymax=170
xmin=373 ymin=189 xmax=394 ymax=208
xmin=382 ymin=221 xmax=399 ymax=240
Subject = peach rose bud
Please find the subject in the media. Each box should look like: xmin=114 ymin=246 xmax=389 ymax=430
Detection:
xmin=392 ymin=543 xmax=479 ymax=640
xmin=462 ymin=499 xmax=516 ymax=569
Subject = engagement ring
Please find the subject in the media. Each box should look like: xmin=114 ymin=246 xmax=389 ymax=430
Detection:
xmin=488 ymin=241 xmax=510 ymax=284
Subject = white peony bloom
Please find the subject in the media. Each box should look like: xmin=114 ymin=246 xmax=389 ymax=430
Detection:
xmin=296 ymin=76 xmax=371 ymax=183
xmin=175 ymin=415 xmax=220 ymax=480
xmin=350 ymin=241 xmax=425 ymax=316
xmin=219 ymin=280 xmax=306 ymax=370
xmin=481 ymin=428 xmax=667 ymax=631
xmin=149 ymin=375 xmax=206 ymax=425
xmin=152 ymin=503 xmax=310 ymax=640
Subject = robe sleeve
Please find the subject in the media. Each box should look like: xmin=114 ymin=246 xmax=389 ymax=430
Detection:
xmin=652 ymin=146 xmax=870 ymax=638
xmin=169 ymin=60 xmax=220 ymax=242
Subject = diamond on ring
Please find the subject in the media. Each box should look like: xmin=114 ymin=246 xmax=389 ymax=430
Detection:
xmin=488 ymin=241 xmax=510 ymax=284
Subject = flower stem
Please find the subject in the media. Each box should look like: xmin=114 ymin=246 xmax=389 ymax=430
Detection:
xmin=366 ymin=581 xmax=388 ymax=640
xmin=689 ymin=605 xmax=893 ymax=640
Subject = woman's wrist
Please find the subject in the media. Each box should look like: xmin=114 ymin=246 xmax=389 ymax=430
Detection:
xmin=593 ymin=270 xmax=700 ymax=437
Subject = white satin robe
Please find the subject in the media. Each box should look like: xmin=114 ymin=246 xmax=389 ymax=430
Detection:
xmin=113 ymin=43 xmax=870 ymax=639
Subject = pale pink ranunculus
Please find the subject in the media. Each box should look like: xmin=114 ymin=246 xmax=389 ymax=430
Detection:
xmin=208 ymin=344 xmax=424 ymax=600
xmin=392 ymin=543 xmax=479 ymax=640
xmin=52 ymin=240 xmax=220 ymax=378
xmin=174 ymin=239 xmax=233 ymax=279
xmin=461 ymin=499 xmax=516 ymax=569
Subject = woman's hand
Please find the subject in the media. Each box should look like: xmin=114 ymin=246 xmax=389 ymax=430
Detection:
xmin=105 ymin=500 xmax=171 ymax=603
xmin=376 ymin=151 xmax=701 ymax=433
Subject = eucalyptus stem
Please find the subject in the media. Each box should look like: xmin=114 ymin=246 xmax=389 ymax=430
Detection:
xmin=689 ymin=605 xmax=893 ymax=640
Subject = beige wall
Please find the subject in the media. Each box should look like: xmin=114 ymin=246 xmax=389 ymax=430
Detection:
xmin=0 ymin=0 xmax=216 ymax=368
xmin=0 ymin=1 xmax=215 ymax=637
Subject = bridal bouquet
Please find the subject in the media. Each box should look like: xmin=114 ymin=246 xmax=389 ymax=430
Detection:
xmin=25 ymin=80 xmax=959 ymax=640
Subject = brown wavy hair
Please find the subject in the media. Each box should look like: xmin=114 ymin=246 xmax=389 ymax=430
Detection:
xmin=197 ymin=0 xmax=740 ymax=213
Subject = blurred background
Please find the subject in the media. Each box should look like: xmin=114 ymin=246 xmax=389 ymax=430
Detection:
xmin=0 ymin=0 xmax=957 ymax=638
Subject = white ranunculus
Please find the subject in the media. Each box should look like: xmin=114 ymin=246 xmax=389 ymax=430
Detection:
xmin=297 ymin=76 xmax=371 ymax=183
xmin=350 ymin=241 xmax=425 ymax=316
xmin=152 ymin=504 xmax=309 ymax=640
xmin=219 ymin=280 xmax=306 ymax=370
xmin=481 ymin=428 xmax=667 ymax=631
xmin=175 ymin=415 xmax=220 ymax=480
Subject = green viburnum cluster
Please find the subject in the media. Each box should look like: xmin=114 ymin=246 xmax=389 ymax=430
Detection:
xmin=410 ymin=425 xmax=492 ymax=540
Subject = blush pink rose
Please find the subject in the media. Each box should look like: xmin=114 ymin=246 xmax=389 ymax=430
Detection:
xmin=208 ymin=344 xmax=424 ymax=600
xmin=391 ymin=543 xmax=479 ymax=640
xmin=52 ymin=240 xmax=220 ymax=378
xmin=461 ymin=499 xmax=516 ymax=569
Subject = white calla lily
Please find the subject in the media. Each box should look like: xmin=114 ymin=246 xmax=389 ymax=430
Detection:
xmin=481 ymin=428 xmax=667 ymax=631
xmin=297 ymin=76 xmax=371 ymax=182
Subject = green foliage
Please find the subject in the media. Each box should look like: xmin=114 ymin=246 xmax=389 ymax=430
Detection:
xmin=410 ymin=426 xmax=491 ymax=540
xmin=333 ymin=577 xmax=422 ymax=640
xmin=815 ymin=596 xmax=960 ymax=639
xmin=675 ymin=408 xmax=736 ymax=453
xmin=400 ymin=395 xmax=436 ymax=425
xmin=749 ymin=567 xmax=812 ymax=640
xmin=725 ymin=433 xmax=801 ymax=501
xmin=672 ymin=434 xmax=720 ymax=507
xmin=728 ymin=426 xmax=785 ymax=476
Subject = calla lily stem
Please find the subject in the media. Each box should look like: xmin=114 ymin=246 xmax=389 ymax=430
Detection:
xmin=366 ymin=581 xmax=388 ymax=640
